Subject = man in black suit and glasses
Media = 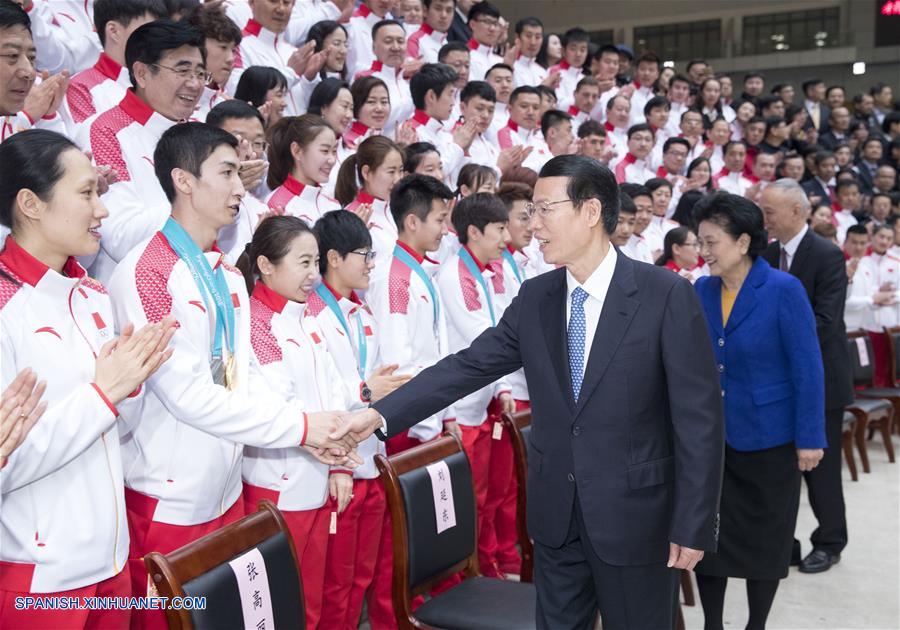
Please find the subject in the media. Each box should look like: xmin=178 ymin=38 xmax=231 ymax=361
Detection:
xmin=761 ymin=179 xmax=855 ymax=574
xmin=334 ymin=156 xmax=725 ymax=629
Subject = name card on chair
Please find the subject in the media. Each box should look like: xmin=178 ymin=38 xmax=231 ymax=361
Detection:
xmin=856 ymin=337 xmax=870 ymax=367
xmin=426 ymin=461 xmax=457 ymax=534
xmin=228 ymin=547 xmax=275 ymax=630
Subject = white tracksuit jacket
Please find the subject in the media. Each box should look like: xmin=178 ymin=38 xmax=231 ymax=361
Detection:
xmin=266 ymin=174 xmax=342 ymax=226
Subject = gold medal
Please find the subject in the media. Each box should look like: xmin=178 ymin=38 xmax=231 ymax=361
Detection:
xmin=224 ymin=354 xmax=236 ymax=391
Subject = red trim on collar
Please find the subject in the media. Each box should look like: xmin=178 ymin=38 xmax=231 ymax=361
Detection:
xmin=353 ymin=3 xmax=371 ymax=17
xmin=396 ymin=239 xmax=430 ymax=263
xmin=412 ymin=109 xmax=431 ymax=126
xmin=462 ymin=245 xmax=487 ymax=272
xmin=664 ymin=260 xmax=681 ymax=272
xmin=506 ymin=119 xmax=519 ymax=132
xmin=633 ymin=80 xmax=644 ymax=90
xmin=356 ymin=191 xmax=376 ymax=204
xmin=467 ymin=38 xmax=479 ymax=50
xmin=506 ymin=244 xmax=517 ymax=254
xmin=622 ymin=153 xmax=637 ymax=165
xmin=560 ymin=60 xmax=571 ymax=70
xmin=243 ymin=18 xmax=262 ymax=37
xmin=370 ymin=60 xmax=383 ymax=73
xmin=119 ymin=90 xmax=154 ymax=126
xmin=420 ymin=23 xmax=434 ymax=35
xmin=657 ymin=166 xmax=668 ymax=178
xmin=323 ymin=279 xmax=362 ymax=305
xmin=95 ymin=52 xmax=122 ymax=81
xmin=0 ymin=238 xmax=84 ymax=287
xmin=567 ymin=105 xmax=580 ymax=116
xmin=604 ymin=121 xmax=615 ymax=133
xmin=348 ymin=120 xmax=369 ymax=137
xmin=252 ymin=280 xmax=288 ymax=314
xmin=282 ymin=173 xmax=311 ymax=196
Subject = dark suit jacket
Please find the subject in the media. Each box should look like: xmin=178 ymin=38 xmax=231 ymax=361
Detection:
xmin=763 ymin=230 xmax=853 ymax=410
xmin=801 ymin=178 xmax=830 ymax=204
xmin=373 ymin=253 xmax=725 ymax=566
xmin=804 ymin=103 xmax=831 ymax=134
xmin=818 ymin=131 xmax=848 ymax=151
xmin=447 ymin=9 xmax=471 ymax=43
xmin=855 ymin=160 xmax=879 ymax=196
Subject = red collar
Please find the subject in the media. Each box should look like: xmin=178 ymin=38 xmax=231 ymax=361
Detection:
xmin=506 ymin=119 xmax=519 ymax=132
xmin=622 ymin=153 xmax=637 ymax=165
xmin=633 ymin=80 xmax=643 ymax=90
xmin=370 ymin=60 xmax=384 ymax=73
xmin=656 ymin=166 xmax=668 ymax=178
xmin=604 ymin=121 xmax=615 ymax=133
xmin=119 ymin=89 xmax=155 ymax=126
xmin=252 ymin=280 xmax=288 ymax=314
xmin=664 ymin=260 xmax=681 ymax=272
xmin=0 ymin=237 xmax=84 ymax=287
xmin=467 ymin=38 xmax=480 ymax=50
xmin=462 ymin=245 xmax=487 ymax=272
xmin=347 ymin=120 xmax=369 ymax=136
xmin=355 ymin=190 xmax=381 ymax=204
xmin=559 ymin=60 xmax=571 ymax=70
xmin=322 ymin=279 xmax=361 ymax=304
xmin=567 ymin=104 xmax=581 ymax=116
xmin=412 ymin=109 xmax=432 ymax=126
xmin=506 ymin=244 xmax=518 ymax=255
xmin=243 ymin=18 xmax=262 ymax=37
xmin=396 ymin=239 xmax=434 ymax=264
xmin=282 ymin=173 xmax=315 ymax=196
xmin=419 ymin=23 xmax=434 ymax=35
xmin=353 ymin=3 xmax=371 ymax=17
xmin=95 ymin=52 xmax=122 ymax=81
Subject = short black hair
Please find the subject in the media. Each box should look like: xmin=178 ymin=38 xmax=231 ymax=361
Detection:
xmin=154 ymin=122 xmax=238 ymax=202
xmin=484 ymin=63 xmax=513 ymax=80
xmin=627 ymin=123 xmax=653 ymax=140
xmin=620 ymin=182 xmax=652 ymax=201
xmin=643 ymin=96 xmax=669 ymax=117
xmin=234 ymin=66 xmax=289 ymax=109
xmin=514 ymin=16 xmax=542 ymax=35
xmin=670 ymin=73 xmax=691 ymax=87
xmin=846 ymin=224 xmax=869 ymax=237
xmin=125 ymin=19 xmax=205 ymax=89
xmin=764 ymin=116 xmax=786 ymax=135
xmin=467 ymin=1 xmax=500 ymax=23
xmin=390 ymin=174 xmax=454 ymax=230
xmin=403 ymin=142 xmax=439 ymax=173
xmin=802 ymin=78 xmax=824 ymax=95
xmin=617 ymin=191 xmax=636 ymax=216
xmin=693 ymin=191 xmax=768 ymax=259
xmin=410 ymin=63 xmax=458 ymax=110
xmin=883 ymin=111 xmax=900 ymax=135
xmin=541 ymin=109 xmax=571 ymax=138
xmin=593 ymin=43 xmax=619 ymax=61
xmin=835 ymin=179 xmax=860 ymax=195
xmin=743 ymin=72 xmax=763 ymax=83
xmin=636 ymin=51 xmax=660 ymax=67
xmin=578 ymin=119 xmax=604 ymax=139
xmin=372 ymin=18 xmax=403 ymax=40
xmin=206 ymin=99 xmax=265 ymax=128
xmin=0 ymin=0 xmax=30 ymax=33
xmin=535 ymin=84 xmax=556 ymax=102
xmin=94 ymin=0 xmax=167 ymax=47
xmin=308 ymin=77 xmax=351 ymax=116
xmin=663 ymin=136 xmax=691 ymax=153
xmin=561 ymin=27 xmax=589 ymax=47
xmin=452 ymin=193 xmax=509 ymax=245
xmin=350 ymin=75 xmax=388 ymax=119
xmin=509 ymin=85 xmax=540 ymax=105
xmin=314 ymin=209 xmax=372 ymax=274
xmin=645 ymin=177 xmax=673 ymax=193
xmin=438 ymin=40 xmax=468 ymax=61
xmin=460 ymin=80 xmax=496 ymax=103
xmin=871 ymin=82 xmax=891 ymax=97
xmin=538 ymin=155 xmax=620 ymax=235
xmin=757 ymin=94 xmax=782 ymax=111
xmin=686 ymin=59 xmax=708 ymax=72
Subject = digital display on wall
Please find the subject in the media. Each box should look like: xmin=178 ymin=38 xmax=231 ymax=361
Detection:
xmin=876 ymin=0 xmax=900 ymax=46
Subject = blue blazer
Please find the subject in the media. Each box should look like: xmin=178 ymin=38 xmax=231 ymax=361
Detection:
xmin=695 ymin=257 xmax=826 ymax=451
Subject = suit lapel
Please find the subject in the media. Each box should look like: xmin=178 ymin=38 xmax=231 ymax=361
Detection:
xmin=724 ymin=257 xmax=768 ymax=334
xmin=539 ymin=269 xmax=575 ymax=413
xmin=790 ymin=230 xmax=814 ymax=277
xmin=702 ymin=277 xmax=725 ymax=338
xmin=573 ymin=254 xmax=639 ymax=418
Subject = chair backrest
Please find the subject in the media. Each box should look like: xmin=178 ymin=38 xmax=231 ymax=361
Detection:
xmin=501 ymin=409 xmax=534 ymax=583
xmin=375 ymin=435 xmax=478 ymax=622
xmin=144 ymin=500 xmax=305 ymax=630
xmin=885 ymin=326 xmax=900 ymax=385
xmin=847 ymin=329 xmax=876 ymax=387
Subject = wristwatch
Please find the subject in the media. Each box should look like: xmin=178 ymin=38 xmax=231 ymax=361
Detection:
xmin=360 ymin=382 xmax=373 ymax=403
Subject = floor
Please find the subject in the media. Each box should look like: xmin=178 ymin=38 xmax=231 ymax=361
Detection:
xmin=681 ymin=435 xmax=900 ymax=630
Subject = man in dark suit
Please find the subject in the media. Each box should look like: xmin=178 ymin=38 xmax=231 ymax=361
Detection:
xmin=447 ymin=0 xmax=475 ymax=42
xmin=800 ymin=150 xmax=837 ymax=207
xmin=335 ymin=157 xmax=725 ymax=629
xmin=802 ymin=78 xmax=831 ymax=135
xmin=760 ymin=180 xmax=854 ymax=573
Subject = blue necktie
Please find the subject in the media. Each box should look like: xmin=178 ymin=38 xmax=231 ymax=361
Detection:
xmin=568 ymin=287 xmax=589 ymax=401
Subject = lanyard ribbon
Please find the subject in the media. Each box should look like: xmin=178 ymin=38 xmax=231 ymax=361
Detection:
xmin=393 ymin=244 xmax=441 ymax=326
xmin=161 ymin=218 xmax=235 ymax=359
xmin=501 ymin=249 xmax=523 ymax=284
xmin=459 ymin=247 xmax=496 ymax=326
xmin=315 ymin=284 xmax=367 ymax=379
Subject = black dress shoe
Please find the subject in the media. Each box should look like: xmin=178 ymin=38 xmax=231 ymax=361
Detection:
xmin=790 ymin=540 xmax=802 ymax=566
xmin=799 ymin=549 xmax=840 ymax=573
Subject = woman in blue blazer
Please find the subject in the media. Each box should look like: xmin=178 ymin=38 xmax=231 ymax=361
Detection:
xmin=692 ymin=192 xmax=826 ymax=630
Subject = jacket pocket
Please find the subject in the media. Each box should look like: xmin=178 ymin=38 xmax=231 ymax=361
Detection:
xmin=751 ymin=381 xmax=792 ymax=405
xmin=627 ymin=455 xmax=674 ymax=490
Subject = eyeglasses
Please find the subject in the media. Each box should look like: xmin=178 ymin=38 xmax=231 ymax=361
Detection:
xmin=475 ymin=17 xmax=500 ymax=28
xmin=151 ymin=62 xmax=211 ymax=84
xmin=250 ymin=140 xmax=269 ymax=154
xmin=524 ymin=198 xmax=574 ymax=218
xmin=349 ymin=250 xmax=377 ymax=264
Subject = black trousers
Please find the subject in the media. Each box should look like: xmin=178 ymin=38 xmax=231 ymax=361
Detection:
xmin=534 ymin=495 xmax=679 ymax=630
xmin=803 ymin=407 xmax=848 ymax=554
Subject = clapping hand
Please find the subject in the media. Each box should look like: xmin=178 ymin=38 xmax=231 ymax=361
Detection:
xmin=94 ymin=318 xmax=177 ymax=405
xmin=0 ymin=368 xmax=47 ymax=469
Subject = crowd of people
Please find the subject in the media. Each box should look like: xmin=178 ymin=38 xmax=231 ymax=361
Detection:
xmin=0 ymin=0 xmax=893 ymax=628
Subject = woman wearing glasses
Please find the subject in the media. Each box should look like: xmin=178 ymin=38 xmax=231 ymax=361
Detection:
xmin=309 ymin=210 xmax=411 ymax=630
xmin=237 ymin=215 xmax=360 ymax=630
xmin=335 ymin=136 xmax=406 ymax=269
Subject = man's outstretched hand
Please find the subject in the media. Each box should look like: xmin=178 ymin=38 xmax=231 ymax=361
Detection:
xmin=330 ymin=408 xmax=384 ymax=444
xmin=667 ymin=543 xmax=704 ymax=570
xmin=304 ymin=411 xmax=363 ymax=467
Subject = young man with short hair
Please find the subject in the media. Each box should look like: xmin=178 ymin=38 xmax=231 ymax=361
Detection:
xmin=183 ymin=2 xmax=243 ymax=120
xmin=712 ymin=141 xmax=753 ymax=196
xmin=619 ymin=183 xmax=655 ymax=263
xmin=629 ymin=51 xmax=660 ymax=126
xmin=578 ymin=119 xmax=614 ymax=164
xmin=407 ymin=0 xmax=453 ymax=62
xmin=834 ymin=179 xmax=861 ymax=244
xmin=565 ymin=75 xmax=598 ymax=131
xmin=664 ymin=73 xmax=693 ymax=136
xmin=604 ymin=93 xmax=631 ymax=160
xmin=465 ymin=1 xmax=502 ymax=81
xmin=549 ymin=26 xmax=589 ymax=104
xmin=484 ymin=61 xmax=512 ymax=137
xmin=512 ymin=16 xmax=548 ymax=87
xmin=613 ymin=123 xmax=655 ymax=184
xmin=496 ymin=84 xmax=542 ymax=151
xmin=522 ymin=108 xmax=574 ymax=173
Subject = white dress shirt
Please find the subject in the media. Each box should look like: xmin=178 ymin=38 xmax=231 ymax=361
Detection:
xmin=565 ymin=245 xmax=618 ymax=375
xmin=779 ymin=224 xmax=808 ymax=271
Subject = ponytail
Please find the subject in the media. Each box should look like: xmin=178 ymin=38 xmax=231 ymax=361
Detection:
xmin=236 ymin=215 xmax=315 ymax=295
xmin=334 ymin=154 xmax=360 ymax=206
xmin=334 ymin=135 xmax=404 ymax=206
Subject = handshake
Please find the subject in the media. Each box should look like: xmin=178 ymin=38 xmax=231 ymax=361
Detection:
xmin=302 ymin=408 xmax=386 ymax=466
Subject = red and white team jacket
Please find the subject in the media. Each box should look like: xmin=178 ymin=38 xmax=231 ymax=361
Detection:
xmin=613 ymin=153 xmax=655 ymax=185
xmin=564 ymin=104 xmax=590 ymax=132
xmin=628 ymin=82 xmax=655 ymax=127
xmin=643 ymin=215 xmax=680 ymax=257
xmin=80 ymin=91 xmax=176 ymax=283
xmin=108 ymin=231 xmax=311 ymax=526
xmin=485 ymin=101 xmax=509 ymax=143
xmin=306 ymin=284 xmax=384 ymax=480
xmin=407 ymin=24 xmax=447 ymax=63
xmin=467 ymin=38 xmax=502 ymax=82
xmin=243 ymin=282 xmax=355 ymax=510
xmin=491 ymin=246 xmax=533 ymax=401
xmin=846 ymin=252 xmax=900 ymax=331
xmin=65 ymin=52 xmax=130 ymax=125
xmin=712 ymin=168 xmax=753 ymax=197
xmin=266 ymin=174 xmax=341 ymax=226
xmin=368 ymin=242 xmax=453 ymax=440
xmin=346 ymin=3 xmax=383 ymax=78
xmin=548 ymin=60 xmax=584 ymax=104
xmin=353 ymin=61 xmax=413 ymax=135
xmin=603 ymin=121 xmax=629 ymax=163
xmin=0 ymin=110 xmax=67 ymax=142
xmin=666 ymin=102 xmax=689 ymax=138
xmin=345 ymin=192 xmax=398 ymax=271
xmin=834 ymin=209 xmax=858 ymax=245
xmin=623 ymin=233 xmax=655 ymax=264
xmin=228 ymin=19 xmax=319 ymax=116
xmin=435 ymin=246 xmax=510 ymax=426
xmin=408 ymin=109 xmax=465 ymax=186
xmin=0 ymin=240 xmax=130 ymax=592
xmin=496 ymin=119 xmax=543 ymax=152
xmin=24 ymin=0 xmax=100 ymax=76
xmin=225 ymin=0 xmax=342 ymax=48
xmin=514 ymin=54 xmax=548 ymax=88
